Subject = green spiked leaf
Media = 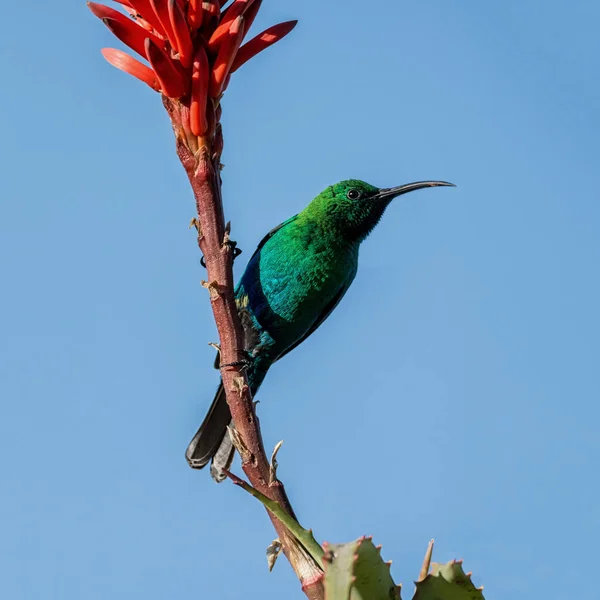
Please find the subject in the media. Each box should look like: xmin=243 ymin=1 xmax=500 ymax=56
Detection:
xmin=223 ymin=470 xmax=325 ymax=568
xmin=323 ymin=537 xmax=401 ymax=600
xmin=413 ymin=560 xmax=485 ymax=600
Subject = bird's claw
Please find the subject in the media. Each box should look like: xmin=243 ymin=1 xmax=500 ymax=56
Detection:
xmin=219 ymin=358 xmax=251 ymax=370
xmin=219 ymin=350 xmax=252 ymax=370
xmin=199 ymin=242 xmax=242 ymax=269
xmin=224 ymin=237 xmax=243 ymax=261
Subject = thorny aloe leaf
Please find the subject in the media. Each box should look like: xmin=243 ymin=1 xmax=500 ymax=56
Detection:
xmin=412 ymin=560 xmax=485 ymax=600
xmin=224 ymin=470 xmax=325 ymax=568
xmin=323 ymin=537 xmax=401 ymax=600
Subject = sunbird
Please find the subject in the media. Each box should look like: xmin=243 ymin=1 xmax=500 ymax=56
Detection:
xmin=186 ymin=179 xmax=455 ymax=481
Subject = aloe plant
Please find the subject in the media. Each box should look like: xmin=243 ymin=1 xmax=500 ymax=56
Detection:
xmin=227 ymin=468 xmax=485 ymax=600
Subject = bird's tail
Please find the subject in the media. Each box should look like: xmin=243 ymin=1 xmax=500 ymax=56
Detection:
xmin=186 ymin=365 xmax=268 ymax=482
xmin=185 ymin=382 xmax=233 ymax=481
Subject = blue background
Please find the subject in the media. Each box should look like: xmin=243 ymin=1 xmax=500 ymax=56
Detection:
xmin=1 ymin=0 xmax=599 ymax=598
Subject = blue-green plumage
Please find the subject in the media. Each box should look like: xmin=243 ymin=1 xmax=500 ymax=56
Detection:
xmin=186 ymin=179 xmax=454 ymax=480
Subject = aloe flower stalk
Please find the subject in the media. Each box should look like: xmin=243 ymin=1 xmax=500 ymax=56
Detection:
xmin=88 ymin=2 xmax=324 ymax=599
xmin=88 ymin=0 xmax=296 ymax=139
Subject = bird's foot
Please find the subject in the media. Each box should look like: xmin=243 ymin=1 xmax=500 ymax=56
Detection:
xmin=219 ymin=358 xmax=251 ymax=370
xmin=219 ymin=350 xmax=252 ymax=370
xmin=199 ymin=242 xmax=242 ymax=269
xmin=228 ymin=241 xmax=243 ymax=261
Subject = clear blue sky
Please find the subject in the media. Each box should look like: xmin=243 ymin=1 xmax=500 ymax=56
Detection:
xmin=1 ymin=1 xmax=599 ymax=598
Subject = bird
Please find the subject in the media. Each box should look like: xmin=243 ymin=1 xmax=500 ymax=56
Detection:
xmin=186 ymin=178 xmax=455 ymax=481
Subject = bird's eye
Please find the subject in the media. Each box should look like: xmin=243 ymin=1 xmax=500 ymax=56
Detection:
xmin=346 ymin=189 xmax=361 ymax=200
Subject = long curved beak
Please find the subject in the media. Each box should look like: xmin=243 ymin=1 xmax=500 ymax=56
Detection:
xmin=374 ymin=181 xmax=456 ymax=201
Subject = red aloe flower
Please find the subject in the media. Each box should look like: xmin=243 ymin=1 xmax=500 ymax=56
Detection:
xmin=88 ymin=0 xmax=297 ymax=141
xmin=210 ymin=15 xmax=244 ymax=97
xmin=190 ymin=44 xmax=210 ymax=136
xmin=168 ymin=0 xmax=193 ymax=67
xmin=101 ymin=48 xmax=160 ymax=90
xmin=207 ymin=0 xmax=252 ymax=52
xmin=145 ymin=37 xmax=189 ymax=98
xmin=187 ymin=0 xmax=203 ymax=29
xmin=231 ymin=20 xmax=297 ymax=73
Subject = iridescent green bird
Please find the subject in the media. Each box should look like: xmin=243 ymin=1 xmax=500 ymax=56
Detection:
xmin=186 ymin=178 xmax=454 ymax=480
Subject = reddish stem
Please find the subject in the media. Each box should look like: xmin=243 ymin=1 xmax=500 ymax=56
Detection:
xmin=162 ymin=97 xmax=324 ymax=600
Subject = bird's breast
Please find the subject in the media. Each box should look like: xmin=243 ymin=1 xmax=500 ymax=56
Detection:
xmin=239 ymin=224 xmax=357 ymax=353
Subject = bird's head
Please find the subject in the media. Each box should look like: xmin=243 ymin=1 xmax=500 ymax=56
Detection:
xmin=306 ymin=179 xmax=455 ymax=243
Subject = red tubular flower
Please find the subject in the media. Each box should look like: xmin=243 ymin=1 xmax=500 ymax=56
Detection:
xmin=145 ymin=38 xmax=189 ymax=98
xmin=210 ymin=15 xmax=244 ymax=97
xmin=241 ymin=0 xmax=262 ymax=38
xmin=87 ymin=2 xmax=164 ymax=53
xmin=122 ymin=6 xmax=156 ymax=32
xmin=207 ymin=0 xmax=253 ymax=52
xmin=90 ymin=0 xmax=297 ymax=142
xmin=128 ymin=0 xmax=167 ymax=37
xmin=231 ymin=20 xmax=297 ymax=73
xmin=87 ymin=2 xmax=126 ymax=20
xmin=168 ymin=0 xmax=194 ymax=68
xmin=103 ymin=17 xmax=164 ymax=58
xmin=187 ymin=0 xmax=204 ymax=29
xmin=101 ymin=48 xmax=160 ymax=90
xmin=87 ymin=1 xmax=148 ymax=36
xmin=150 ymin=0 xmax=178 ymax=51
xmin=202 ymin=0 xmax=220 ymax=19
xmin=190 ymin=45 xmax=210 ymax=135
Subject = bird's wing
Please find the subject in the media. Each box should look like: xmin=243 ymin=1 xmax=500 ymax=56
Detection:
xmin=212 ymin=215 xmax=300 ymax=370
xmin=274 ymin=280 xmax=351 ymax=363
xmin=248 ymin=214 xmax=299 ymax=262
